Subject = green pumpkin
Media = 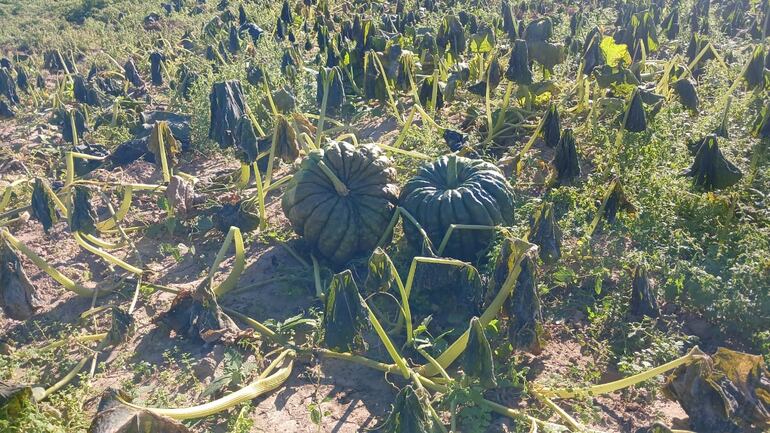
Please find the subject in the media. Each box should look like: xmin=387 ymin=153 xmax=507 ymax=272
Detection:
xmin=400 ymin=155 xmax=515 ymax=261
xmin=282 ymin=141 xmax=399 ymax=267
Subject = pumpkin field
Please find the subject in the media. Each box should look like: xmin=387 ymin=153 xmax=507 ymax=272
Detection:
xmin=0 ymin=0 xmax=769 ymax=431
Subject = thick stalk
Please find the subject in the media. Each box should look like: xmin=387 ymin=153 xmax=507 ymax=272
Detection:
xmin=317 ymin=160 xmax=349 ymax=196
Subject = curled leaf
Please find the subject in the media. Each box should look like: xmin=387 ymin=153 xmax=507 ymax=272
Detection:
xmin=0 ymin=238 xmax=38 ymax=320
xmin=463 ymin=317 xmax=497 ymax=388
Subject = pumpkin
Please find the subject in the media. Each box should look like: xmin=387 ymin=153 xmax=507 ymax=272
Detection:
xmin=400 ymin=155 xmax=515 ymax=261
xmin=282 ymin=141 xmax=399 ymax=267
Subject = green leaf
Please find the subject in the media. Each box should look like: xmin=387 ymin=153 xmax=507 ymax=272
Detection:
xmin=600 ymin=36 xmax=631 ymax=67
xmin=469 ymin=31 xmax=495 ymax=53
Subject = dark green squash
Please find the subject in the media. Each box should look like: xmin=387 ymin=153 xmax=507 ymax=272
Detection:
xmin=282 ymin=141 xmax=399 ymax=267
xmin=400 ymin=155 xmax=515 ymax=261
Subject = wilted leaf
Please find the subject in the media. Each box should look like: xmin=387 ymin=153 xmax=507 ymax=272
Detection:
xmin=30 ymin=178 xmax=58 ymax=232
xmin=629 ymin=265 xmax=659 ymax=318
xmin=374 ymin=385 xmax=441 ymax=433
xmin=462 ymin=317 xmax=497 ymax=388
xmin=600 ymin=36 xmax=631 ymax=67
xmin=508 ymin=256 xmax=543 ymax=353
xmin=323 ymin=270 xmax=366 ymax=351
xmin=0 ymin=238 xmax=38 ymax=320
xmin=69 ymin=186 xmax=98 ymax=235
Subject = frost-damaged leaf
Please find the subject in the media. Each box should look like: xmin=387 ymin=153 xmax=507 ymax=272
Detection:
xmin=149 ymin=52 xmax=165 ymax=86
xmin=0 ymin=381 xmax=35 ymax=419
xmin=463 ymin=317 xmax=497 ymax=388
xmin=213 ymin=200 xmax=260 ymax=233
xmin=56 ymin=108 xmax=88 ymax=144
xmin=323 ymin=270 xmax=366 ymax=351
xmin=744 ymin=46 xmax=767 ymax=91
xmin=89 ymin=388 xmax=191 ymax=433
xmin=528 ymin=41 xmax=566 ymax=72
xmin=469 ymin=27 xmax=495 ymax=53
xmin=209 ymin=80 xmax=248 ymax=148
xmin=73 ymin=74 xmax=101 ymax=106
xmin=0 ymin=98 xmax=14 ymax=118
xmin=437 ymin=15 xmax=466 ymax=56
xmin=30 ymin=178 xmax=58 ymax=232
xmin=364 ymin=248 xmax=396 ymax=294
xmin=582 ymin=30 xmax=606 ymax=74
xmin=528 ymin=202 xmax=561 ymax=264
xmin=234 ymin=116 xmax=265 ymax=166
xmin=275 ymin=116 xmax=300 ymax=163
xmin=664 ymin=347 xmax=770 ymax=432
xmin=375 ymin=385 xmax=442 ymax=433
xmin=541 ymin=103 xmax=561 ymax=148
xmin=602 ymin=178 xmax=636 ymax=224
xmin=600 ymin=36 xmax=631 ymax=67
xmin=147 ymin=121 xmax=181 ymax=169
xmin=0 ymin=238 xmax=38 ymax=320
xmin=413 ymin=260 xmax=483 ymax=324
xmin=672 ymin=78 xmax=699 ymax=112
xmin=507 ymin=256 xmax=543 ymax=353
xmin=624 ymin=89 xmax=647 ymax=133
xmin=104 ymin=307 xmax=134 ymax=347
xmin=0 ymin=67 xmax=19 ymax=105
xmin=505 ymin=39 xmax=532 ymax=85
xmin=681 ymin=134 xmax=742 ymax=191
xmin=73 ymin=143 xmax=108 ymax=176
xmin=69 ymin=186 xmax=98 ymax=235
xmin=316 ymin=66 xmax=345 ymax=112
xmin=418 ymin=76 xmax=444 ymax=111
xmin=752 ymin=104 xmax=770 ymax=140
xmin=629 ymin=265 xmax=659 ymax=319
xmin=156 ymin=286 xmax=240 ymax=344
xmin=552 ymin=128 xmax=580 ymax=184
xmin=165 ymin=175 xmax=197 ymax=218
xmin=123 ymin=58 xmax=144 ymax=88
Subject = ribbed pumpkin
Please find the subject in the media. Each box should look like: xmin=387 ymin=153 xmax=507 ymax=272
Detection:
xmin=282 ymin=141 xmax=399 ymax=267
xmin=400 ymin=155 xmax=515 ymax=261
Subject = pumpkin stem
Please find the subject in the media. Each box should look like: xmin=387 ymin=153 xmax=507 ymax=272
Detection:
xmin=446 ymin=154 xmax=458 ymax=188
xmin=317 ymin=160 xmax=349 ymax=196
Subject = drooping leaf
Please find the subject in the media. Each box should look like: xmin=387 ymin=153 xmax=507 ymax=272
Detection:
xmin=629 ymin=265 xmax=659 ymax=318
xmin=364 ymin=248 xmax=396 ymax=294
xmin=275 ymin=116 xmax=300 ymax=163
xmin=30 ymin=178 xmax=58 ymax=232
xmin=752 ymin=103 xmax=770 ymax=140
xmin=375 ymin=386 xmax=441 ymax=433
xmin=602 ymin=178 xmax=636 ymax=225
xmin=582 ymin=30 xmax=606 ymax=74
xmin=469 ymin=28 xmax=495 ymax=53
xmin=103 ymin=307 xmax=134 ymax=347
xmin=323 ymin=270 xmax=365 ymax=352
xmin=528 ymin=202 xmax=561 ymax=264
xmin=541 ymin=103 xmax=561 ymax=148
xmin=316 ymin=66 xmax=345 ymax=112
xmin=462 ymin=317 xmax=497 ymax=388
xmin=744 ymin=46 xmax=767 ymax=91
xmin=69 ymin=186 xmax=98 ymax=235
xmin=0 ymin=238 xmax=38 ymax=320
xmin=213 ymin=200 xmax=260 ymax=233
xmin=681 ymin=134 xmax=742 ymax=191
xmin=672 ymin=78 xmax=699 ymax=112
xmin=165 ymin=175 xmax=197 ymax=218
xmin=507 ymin=256 xmax=543 ymax=353
xmin=209 ymin=80 xmax=248 ymax=148
xmin=147 ymin=121 xmax=181 ymax=170
xmin=0 ymin=67 xmax=19 ymax=105
xmin=664 ymin=347 xmax=770 ymax=432
xmin=505 ymin=39 xmax=532 ymax=85
xmin=157 ymin=286 xmax=240 ymax=344
xmin=624 ymin=89 xmax=647 ymax=132
xmin=553 ymin=128 xmax=580 ymax=184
